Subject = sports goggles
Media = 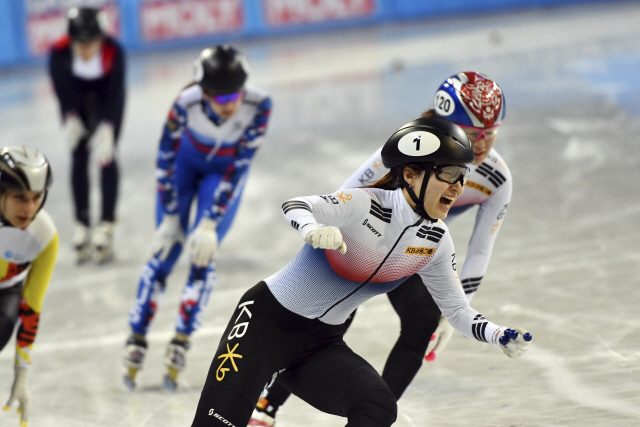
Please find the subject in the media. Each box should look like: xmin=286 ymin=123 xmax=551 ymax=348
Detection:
xmin=458 ymin=123 xmax=500 ymax=141
xmin=210 ymin=91 xmax=242 ymax=104
xmin=433 ymin=165 xmax=470 ymax=185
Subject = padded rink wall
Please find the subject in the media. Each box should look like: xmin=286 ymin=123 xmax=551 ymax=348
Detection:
xmin=0 ymin=0 xmax=613 ymax=68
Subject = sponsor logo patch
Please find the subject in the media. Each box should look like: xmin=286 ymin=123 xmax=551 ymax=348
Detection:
xmin=208 ymin=408 xmax=237 ymax=427
xmin=466 ymin=180 xmax=492 ymax=196
xmin=404 ymin=247 xmax=435 ymax=256
xmin=362 ymin=219 xmax=382 ymax=237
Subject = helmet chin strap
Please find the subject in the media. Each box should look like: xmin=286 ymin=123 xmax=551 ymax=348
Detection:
xmin=396 ymin=165 xmax=436 ymax=223
xmin=36 ymin=191 xmax=48 ymax=215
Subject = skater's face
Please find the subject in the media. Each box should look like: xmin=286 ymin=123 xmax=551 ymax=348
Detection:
xmin=459 ymin=124 xmax=500 ymax=165
xmin=72 ymin=38 xmax=102 ymax=61
xmin=1 ymin=189 xmax=43 ymax=229
xmin=205 ymin=91 xmax=244 ymax=120
xmin=402 ymin=166 xmax=464 ymax=219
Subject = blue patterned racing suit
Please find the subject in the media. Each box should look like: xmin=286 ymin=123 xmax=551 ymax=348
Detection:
xmin=128 ymin=84 xmax=272 ymax=337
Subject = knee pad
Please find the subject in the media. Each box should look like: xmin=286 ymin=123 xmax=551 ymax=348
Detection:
xmin=344 ymin=367 xmax=397 ymax=427
xmin=359 ymin=386 xmax=397 ymax=427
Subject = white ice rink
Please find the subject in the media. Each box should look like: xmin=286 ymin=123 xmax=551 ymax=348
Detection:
xmin=1 ymin=1 xmax=640 ymax=426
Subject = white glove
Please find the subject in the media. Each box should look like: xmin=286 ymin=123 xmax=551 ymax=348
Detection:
xmin=151 ymin=214 xmax=184 ymax=261
xmin=302 ymin=224 xmax=347 ymax=254
xmin=494 ymin=327 xmax=532 ymax=359
xmin=63 ymin=114 xmax=86 ymax=151
xmin=3 ymin=367 xmax=29 ymax=427
xmin=90 ymin=122 xmax=116 ymax=165
xmin=424 ymin=316 xmax=454 ymax=362
xmin=187 ymin=217 xmax=218 ymax=267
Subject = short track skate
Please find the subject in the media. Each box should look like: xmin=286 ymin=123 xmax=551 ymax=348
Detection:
xmin=163 ymin=338 xmax=190 ymax=391
xmin=123 ymin=367 xmax=139 ymax=391
xmin=75 ymin=243 xmax=93 ymax=265
xmin=123 ymin=335 xmax=147 ymax=391
xmin=93 ymin=221 xmax=115 ymax=264
xmin=163 ymin=367 xmax=180 ymax=391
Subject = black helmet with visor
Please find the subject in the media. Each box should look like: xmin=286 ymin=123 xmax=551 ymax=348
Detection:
xmin=381 ymin=116 xmax=474 ymax=220
xmin=193 ymin=45 xmax=249 ymax=95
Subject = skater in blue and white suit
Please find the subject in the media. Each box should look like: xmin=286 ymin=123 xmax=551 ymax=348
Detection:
xmin=123 ymin=45 xmax=272 ymax=390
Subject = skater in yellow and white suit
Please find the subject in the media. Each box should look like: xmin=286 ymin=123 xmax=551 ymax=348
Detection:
xmin=0 ymin=146 xmax=58 ymax=427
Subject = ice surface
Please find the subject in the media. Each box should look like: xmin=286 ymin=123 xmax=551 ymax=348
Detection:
xmin=1 ymin=2 xmax=639 ymax=426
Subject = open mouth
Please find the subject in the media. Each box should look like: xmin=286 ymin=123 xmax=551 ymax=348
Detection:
xmin=439 ymin=196 xmax=454 ymax=208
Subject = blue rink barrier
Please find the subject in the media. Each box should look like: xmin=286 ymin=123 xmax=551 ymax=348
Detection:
xmin=0 ymin=2 xmax=21 ymax=66
xmin=0 ymin=0 xmax=619 ymax=68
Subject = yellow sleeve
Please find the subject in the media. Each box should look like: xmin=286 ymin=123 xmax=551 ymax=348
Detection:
xmin=15 ymin=232 xmax=59 ymax=367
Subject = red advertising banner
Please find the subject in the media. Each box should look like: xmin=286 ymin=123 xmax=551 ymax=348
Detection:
xmin=24 ymin=1 xmax=120 ymax=56
xmin=140 ymin=0 xmax=244 ymax=41
xmin=264 ymin=0 xmax=375 ymax=26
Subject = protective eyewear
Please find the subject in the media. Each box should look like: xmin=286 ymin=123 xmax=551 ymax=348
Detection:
xmin=210 ymin=91 xmax=242 ymax=104
xmin=433 ymin=165 xmax=470 ymax=185
xmin=459 ymin=123 xmax=500 ymax=141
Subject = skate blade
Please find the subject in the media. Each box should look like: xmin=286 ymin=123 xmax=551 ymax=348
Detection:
xmin=95 ymin=247 xmax=114 ymax=265
xmin=76 ymin=247 xmax=93 ymax=265
xmin=163 ymin=368 xmax=179 ymax=391
xmin=163 ymin=374 xmax=178 ymax=391
xmin=124 ymin=372 xmax=137 ymax=391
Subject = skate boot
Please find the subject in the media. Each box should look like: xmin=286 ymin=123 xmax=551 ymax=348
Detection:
xmin=93 ymin=221 xmax=115 ymax=264
xmin=73 ymin=223 xmax=92 ymax=265
xmin=163 ymin=336 xmax=190 ymax=391
xmin=248 ymin=409 xmax=275 ymax=427
xmin=123 ymin=334 xmax=147 ymax=391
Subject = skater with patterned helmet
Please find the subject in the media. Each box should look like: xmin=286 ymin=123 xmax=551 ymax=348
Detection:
xmin=122 ymin=45 xmax=272 ymax=391
xmin=48 ymin=6 xmax=126 ymax=264
xmin=249 ymin=71 xmax=513 ymax=426
xmin=191 ymin=117 xmax=530 ymax=427
xmin=0 ymin=146 xmax=58 ymax=427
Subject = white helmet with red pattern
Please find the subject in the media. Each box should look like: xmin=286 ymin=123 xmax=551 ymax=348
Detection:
xmin=433 ymin=72 xmax=505 ymax=128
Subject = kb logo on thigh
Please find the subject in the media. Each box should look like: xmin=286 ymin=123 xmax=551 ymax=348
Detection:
xmin=216 ymin=300 xmax=253 ymax=381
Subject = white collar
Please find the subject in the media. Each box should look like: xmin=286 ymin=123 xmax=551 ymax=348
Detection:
xmin=72 ymin=51 xmax=103 ymax=80
xmin=392 ymin=188 xmax=422 ymax=226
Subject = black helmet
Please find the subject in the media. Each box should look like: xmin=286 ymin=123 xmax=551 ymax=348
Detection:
xmin=381 ymin=117 xmax=473 ymax=220
xmin=0 ymin=146 xmax=52 ymax=193
xmin=67 ymin=7 xmax=103 ymax=42
xmin=193 ymin=45 xmax=249 ymax=94
xmin=381 ymin=116 xmax=474 ymax=169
